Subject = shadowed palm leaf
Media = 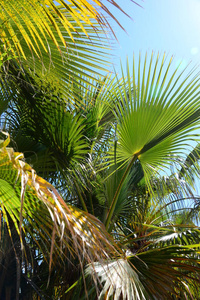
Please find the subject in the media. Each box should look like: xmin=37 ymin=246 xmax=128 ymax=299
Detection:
xmin=0 ymin=133 xmax=120 ymax=286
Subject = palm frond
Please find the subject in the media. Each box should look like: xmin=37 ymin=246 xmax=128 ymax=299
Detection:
xmin=0 ymin=132 xmax=120 ymax=273
xmin=114 ymin=54 xmax=200 ymax=177
xmin=0 ymin=0 xmax=135 ymax=58
xmin=86 ymin=258 xmax=147 ymax=300
xmin=0 ymin=0 xmax=141 ymax=96
xmin=130 ymin=245 xmax=200 ymax=299
xmin=104 ymin=53 xmax=200 ymax=228
xmin=86 ymin=245 xmax=200 ymax=300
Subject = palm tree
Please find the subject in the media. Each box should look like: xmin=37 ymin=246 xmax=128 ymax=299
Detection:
xmin=1 ymin=1 xmax=200 ymax=299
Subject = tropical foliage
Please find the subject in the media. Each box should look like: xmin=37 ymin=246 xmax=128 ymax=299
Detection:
xmin=1 ymin=1 xmax=200 ymax=299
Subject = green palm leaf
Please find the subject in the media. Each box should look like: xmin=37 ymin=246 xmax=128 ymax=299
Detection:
xmin=130 ymin=245 xmax=200 ymax=299
xmin=115 ymin=54 xmax=200 ymax=174
xmin=105 ymin=53 xmax=200 ymax=228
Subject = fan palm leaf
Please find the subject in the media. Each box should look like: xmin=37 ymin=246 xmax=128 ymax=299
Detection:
xmin=104 ymin=53 xmax=200 ymax=229
xmin=86 ymin=245 xmax=200 ymax=300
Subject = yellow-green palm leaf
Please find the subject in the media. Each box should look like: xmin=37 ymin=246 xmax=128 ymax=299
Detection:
xmin=0 ymin=0 xmax=127 ymax=59
xmin=0 ymin=1 xmax=138 ymax=99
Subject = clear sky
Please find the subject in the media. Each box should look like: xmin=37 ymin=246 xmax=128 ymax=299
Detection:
xmin=109 ymin=0 xmax=200 ymax=72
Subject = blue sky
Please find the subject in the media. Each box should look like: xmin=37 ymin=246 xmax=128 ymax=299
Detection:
xmin=109 ymin=0 xmax=200 ymax=72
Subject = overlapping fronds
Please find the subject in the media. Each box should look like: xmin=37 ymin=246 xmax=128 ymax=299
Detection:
xmin=115 ymin=184 xmax=200 ymax=250
xmin=0 ymin=1 xmax=117 ymax=100
xmin=2 ymin=49 xmax=200 ymax=298
xmin=0 ymin=0 xmax=137 ymax=58
xmin=130 ymin=246 xmax=200 ymax=299
xmin=84 ymin=190 xmax=200 ymax=299
xmin=0 ymin=132 xmax=120 ymax=272
xmin=123 ymin=211 xmax=200 ymax=253
xmin=4 ymin=102 xmax=91 ymax=207
xmin=0 ymin=23 xmax=110 ymax=100
xmin=0 ymin=0 xmax=141 ymax=97
xmin=86 ymin=244 xmax=200 ymax=300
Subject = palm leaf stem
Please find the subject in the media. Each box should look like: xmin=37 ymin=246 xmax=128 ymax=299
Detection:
xmin=105 ymin=154 xmax=138 ymax=230
xmin=88 ymin=192 xmax=95 ymax=215
xmin=74 ymin=180 xmax=88 ymax=212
